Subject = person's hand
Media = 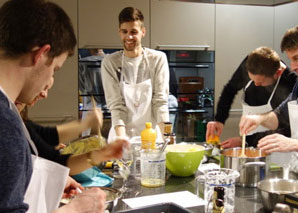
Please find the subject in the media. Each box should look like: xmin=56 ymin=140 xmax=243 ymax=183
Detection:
xmin=93 ymin=139 xmax=130 ymax=162
xmin=239 ymin=115 xmax=262 ymax=135
xmin=206 ymin=121 xmax=224 ymax=140
xmin=57 ymin=187 xmax=106 ymax=213
xmin=62 ymin=176 xmax=84 ymax=199
xmin=85 ymin=108 xmax=103 ymax=131
xmin=257 ymin=133 xmax=298 ymax=153
xmin=220 ymin=137 xmax=242 ymax=149
xmin=55 ymin=143 xmax=66 ymax=150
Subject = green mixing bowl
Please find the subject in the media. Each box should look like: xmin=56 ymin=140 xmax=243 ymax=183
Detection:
xmin=165 ymin=144 xmax=205 ymax=177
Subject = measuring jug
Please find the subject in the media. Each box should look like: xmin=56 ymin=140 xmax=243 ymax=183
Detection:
xmin=197 ymin=168 xmax=240 ymax=213
xmin=140 ymin=149 xmax=166 ymax=188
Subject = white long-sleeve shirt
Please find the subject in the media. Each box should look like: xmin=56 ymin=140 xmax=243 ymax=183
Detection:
xmin=101 ymin=48 xmax=169 ymax=128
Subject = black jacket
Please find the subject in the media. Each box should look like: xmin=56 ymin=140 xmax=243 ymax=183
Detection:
xmin=25 ymin=120 xmax=71 ymax=166
xmin=215 ymin=56 xmax=298 ymax=146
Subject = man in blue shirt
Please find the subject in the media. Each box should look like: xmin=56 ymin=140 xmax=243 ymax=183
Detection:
xmin=0 ymin=0 xmax=107 ymax=212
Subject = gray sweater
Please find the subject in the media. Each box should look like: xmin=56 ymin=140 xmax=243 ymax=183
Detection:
xmin=101 ymin=48 xmax=169 ymax=129
xmin=0 ymin=90 xmax=32 ymax=212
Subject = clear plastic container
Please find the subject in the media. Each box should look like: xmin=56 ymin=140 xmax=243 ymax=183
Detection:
xmin=140 ymin=149 xmax=166 ymax=188
xmin=197 ymin=168 xmax=240 ymax=213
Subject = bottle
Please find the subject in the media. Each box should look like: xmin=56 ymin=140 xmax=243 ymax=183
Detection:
xmin=163 ymin=122 xmax=175 ymax=145
xmin=195 ymin=119 xmax=207 ymax=142
xmin=213 ymin=186 xmax=225 ymax=213
xmin=141 ymin=122 xmax=156 ymax=149
xmin=164 ymin=122 xmax=173 ymax=134
xmin=169 ymin=132 xmax=176 ymax=145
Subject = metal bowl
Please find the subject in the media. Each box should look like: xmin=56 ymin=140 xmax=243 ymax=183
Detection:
xmin=257 ymin=179 xmax=298 ymax=211
xmin=99 ymin=187 xmax=122 ymax=211
xmin=60 ymin=186 xmax=121 ymax=211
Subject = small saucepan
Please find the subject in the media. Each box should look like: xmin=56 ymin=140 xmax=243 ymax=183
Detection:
xmin=222 ymin=147 xmax=267 ymax=187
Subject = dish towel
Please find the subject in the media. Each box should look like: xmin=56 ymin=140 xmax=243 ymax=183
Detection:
xmin=72 ymin=166 xmax=114 ymax=187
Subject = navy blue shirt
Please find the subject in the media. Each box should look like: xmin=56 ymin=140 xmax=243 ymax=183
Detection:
xmin=0 ymin=90 xmax=32 ymax=212
xmin=275 ymin=81 xmax=298 ymax=131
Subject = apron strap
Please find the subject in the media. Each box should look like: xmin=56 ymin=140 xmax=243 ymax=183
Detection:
xmin=120 ymin=48 xmax=152 ymax=84
xmin=244 ymin=80 xmax=253 ymax=91
xmin=267 ymin=75 xmax=281 ymax=103
xmin=243 ymin=75 xmax=281 ymax=105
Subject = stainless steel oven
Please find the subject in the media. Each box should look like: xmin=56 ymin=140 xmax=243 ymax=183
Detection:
xmin=160 ymin=49 xmax=215 ymax=142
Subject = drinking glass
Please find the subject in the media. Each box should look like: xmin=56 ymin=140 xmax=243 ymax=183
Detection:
xmin=116 ymin=147 xmax=134 ymax=193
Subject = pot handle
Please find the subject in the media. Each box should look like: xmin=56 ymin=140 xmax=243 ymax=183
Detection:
xmin=243 ymin=162 xmax=266 ymax=167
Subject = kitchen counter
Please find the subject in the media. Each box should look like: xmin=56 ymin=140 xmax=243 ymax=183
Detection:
xmin=112 ymin=173 xmax=266 ymax=212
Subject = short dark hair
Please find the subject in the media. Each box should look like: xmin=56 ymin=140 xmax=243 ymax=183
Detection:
xmin=281 ymin=26 xmax=298 ymax=52
xmin=0 ymin=0 xmax=76 ymax=59
xmin=118 ymin=7 xmax=144 ymax=27
xmin=246 ymin=47 xmax=280 ymax=77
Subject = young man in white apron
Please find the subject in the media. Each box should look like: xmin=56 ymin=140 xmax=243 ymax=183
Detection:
xmin=102 ymin=7 xmax=170 ymax=142
xmin=240 ymin=26 xmax=298 ymax=172
xmin=0 ymin=0 xmax=106 ymax=212
xmin=211 ymin=47 xmax=295 ymax=148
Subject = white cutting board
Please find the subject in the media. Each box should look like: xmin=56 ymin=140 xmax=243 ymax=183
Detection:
xmin=122 ymin=190 xmax=206 ymax=209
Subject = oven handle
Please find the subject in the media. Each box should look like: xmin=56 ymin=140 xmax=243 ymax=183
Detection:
xmin=168 ymin=63 xmax=209 ymax=68
xmin=156 ymin=44 xmax=210 ymax=50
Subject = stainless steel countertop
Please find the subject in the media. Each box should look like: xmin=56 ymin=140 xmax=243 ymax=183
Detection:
xmin=112 ymin=173 xmax=266 ymax=212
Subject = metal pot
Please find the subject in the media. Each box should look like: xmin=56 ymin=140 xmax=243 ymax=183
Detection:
xmin=222 ymin=147 xmax=267 ymax=187
xmin=257 ymin=179 xmax=298 ymax=212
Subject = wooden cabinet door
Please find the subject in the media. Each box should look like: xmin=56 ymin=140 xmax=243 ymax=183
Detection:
xmin=150 ymin=0 xmax=215 ymax=50
xmin=78 ymin=0 xmax=150 ymax=48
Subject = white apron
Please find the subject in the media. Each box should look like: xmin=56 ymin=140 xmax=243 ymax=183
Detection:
xmin=9 ymin=101 xmax=69 ymax=213
xmin=108 ymin=49 xmax=162 ymax=142
xmin=242 ymin=76 xmax=281 ymax=135
xmin=288 ymin=100 xmax=298 ymax=173
xmin=288 ymin=100 xmax=298 ymax=139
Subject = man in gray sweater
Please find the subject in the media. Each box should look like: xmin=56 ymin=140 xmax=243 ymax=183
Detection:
xmin=102 ymin=7 xmax=170 ymax=142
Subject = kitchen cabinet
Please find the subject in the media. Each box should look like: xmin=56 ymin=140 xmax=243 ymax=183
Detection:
xmin=150 ymin=0 xmax=215 ymax=50
xmin=28 ymin=0 xmax=79 ymax=125
xmin=78 ymin=0 xmax=150 ymax=48
xmin=215 ymin=4 xmax=274 ymax=139
xmin=274 ymin=2 xmax=298 ymax=64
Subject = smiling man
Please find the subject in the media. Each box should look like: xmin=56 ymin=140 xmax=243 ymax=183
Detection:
xmin=101 ymin=7 xmax=170 ymax=141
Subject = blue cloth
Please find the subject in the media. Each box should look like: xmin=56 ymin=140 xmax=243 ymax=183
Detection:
xmin=72 ymin=167 xmax=113 ymax=187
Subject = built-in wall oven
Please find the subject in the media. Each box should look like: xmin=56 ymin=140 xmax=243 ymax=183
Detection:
xmin=160 ymin=49 xmax=215 ymax=142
